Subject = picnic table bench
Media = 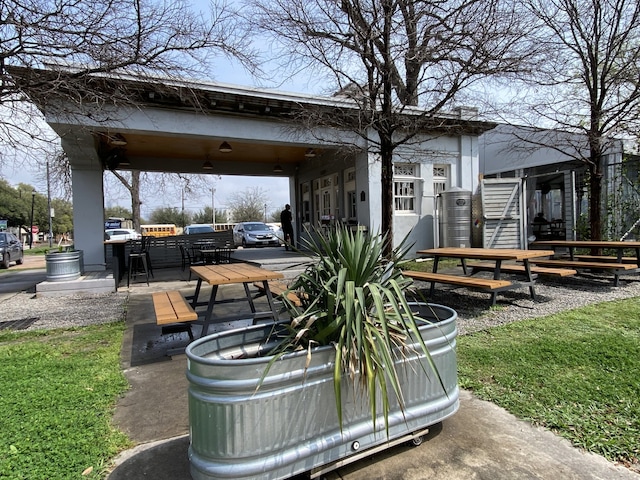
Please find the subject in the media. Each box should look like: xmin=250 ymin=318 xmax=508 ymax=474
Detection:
xmin=528 ymin=259 xmax=637 ymax=286
xmin=253 ymin=280 xmax=302 ymax=307
xmin=468 ymin=262 xmax=577 ymax=277
xmin=572 ymin=255 xmax=638 ymax=264
xmin=414 ymin=247 xmax=555 ymax=305
xmin=402 ymin=270 xmax=513 ymax=306
xmin=152 ymin=290 xmax=199 ymax=339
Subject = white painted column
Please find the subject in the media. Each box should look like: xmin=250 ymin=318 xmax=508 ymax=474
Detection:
xmin=71 ymin=167 xmax=106 ymax=271
xmin=459 ymin=135 xmax=480 ymax=193
xmin=64 ymin=134 xmax=107 ymax=272
xmin=364 ymin=151 xmax=382 ymax=234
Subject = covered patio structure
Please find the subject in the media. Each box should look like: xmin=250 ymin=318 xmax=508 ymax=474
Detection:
xmin=12 ymin=66 xmax=496 ymax=272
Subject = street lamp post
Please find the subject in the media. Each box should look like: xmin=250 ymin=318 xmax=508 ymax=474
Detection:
xmin=29 ymin=190 xmax=36 ymax=249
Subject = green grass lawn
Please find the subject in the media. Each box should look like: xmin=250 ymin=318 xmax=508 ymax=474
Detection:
xmin=458 ymin=297 xmax=640 ymax=469
xmin=1 ymin=294 xmax=638 ymax=477
xmin=23 ymin=246 xmax=52 ymax=255
xmin=0 ymin=323 xmax=131 ymax=479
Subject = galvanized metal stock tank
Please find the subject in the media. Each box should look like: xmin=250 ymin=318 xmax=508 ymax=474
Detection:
xmin=438 ymin=187 xmax=472 ymax=248
xmin=186 ymin=302 xmax=459 ymax=480
xmin=45 ymin=250 xmax=84 ymax=282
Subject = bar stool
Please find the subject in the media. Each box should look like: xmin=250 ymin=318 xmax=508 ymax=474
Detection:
xmin=127 ymin=237 xmax=152 ymax=286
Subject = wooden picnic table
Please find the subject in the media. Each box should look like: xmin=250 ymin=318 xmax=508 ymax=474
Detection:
xmin=189 ymin=263 xmax=284 ymax=337
xmin=409 ymin=247 xmax=555 ymax=305
xmin=531 ymin=240 xmax=640 ymax=264
xmin=530 ymin=240 xmax=640 ymax=286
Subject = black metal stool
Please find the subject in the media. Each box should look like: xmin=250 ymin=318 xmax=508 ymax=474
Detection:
xmin=127 ymin=238 xmax=152 ymax=286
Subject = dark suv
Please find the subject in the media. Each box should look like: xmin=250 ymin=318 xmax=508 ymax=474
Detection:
xmin=0 ymin=232 xmax=24 ymax=268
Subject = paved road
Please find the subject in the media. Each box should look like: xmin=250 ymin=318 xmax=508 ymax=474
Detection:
xmin=0 ymin=255 xmax=47 ymax=301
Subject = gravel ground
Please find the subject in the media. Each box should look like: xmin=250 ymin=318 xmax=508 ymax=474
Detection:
xmin=416 ymin=272 xmax=640 ymax=335
xmin=1 ymin=272 xmax=640 ymax=334
xmin=0 ymin=291 xmax=129 ymax=332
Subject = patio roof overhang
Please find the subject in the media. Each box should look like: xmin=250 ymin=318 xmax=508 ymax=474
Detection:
xmin=9 ymin=66 xmax=498 ymax=177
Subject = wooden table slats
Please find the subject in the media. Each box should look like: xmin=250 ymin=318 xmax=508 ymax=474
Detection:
xmin=531 ymin=240 xmax=640 ymax=249
xmin=152 ymin=291 xmax=198 ymax=325
xmin=530 ymin=240 xmax=640 ymax=286
xmin=529 ymin=259 xmax=637 ymax=271
xmin=189 ymin=263 xmax=285 ymax=338
xmin=418 ymin=247 xmax=555 ymax=260
xmin=191 ymin=264 xmax=283 ymax=285
xmin=403 ymin=271 xmax=512 ymax=290
xmin=414 ymin=247 xmax=555 ymax=305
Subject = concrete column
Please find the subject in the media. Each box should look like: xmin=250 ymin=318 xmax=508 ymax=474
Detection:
xmin=63 ymin=132 xmax=107 ymax=273
xmin=362 ymin=151 xmax=381 ymax=234
xmin=459 ymin=134 xmax=480 ymax=193
xmin=71 ymin=167 xmax=106 ymax=271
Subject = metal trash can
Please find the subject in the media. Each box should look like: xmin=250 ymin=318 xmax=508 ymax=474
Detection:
xmin=45 ymin=250 xmax=83 ymax=282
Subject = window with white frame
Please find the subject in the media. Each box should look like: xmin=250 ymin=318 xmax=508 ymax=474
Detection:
xmin=433 ymin=164 xmax=450 ymax=196
xmin=394 ymin=163 xmax=418 ymax=212
xmin=344 ymin=167 xmax=357 ymax=220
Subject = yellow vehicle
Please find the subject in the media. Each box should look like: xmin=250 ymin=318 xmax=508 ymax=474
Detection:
xmin=140 ymin=224 xmax=177 ymax=237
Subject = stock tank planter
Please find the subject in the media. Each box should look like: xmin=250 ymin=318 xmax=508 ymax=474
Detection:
xmin=45 ymin=250 xmax=84 ymax=282
xmin=186 ymin=302 xmax=458 ymax=480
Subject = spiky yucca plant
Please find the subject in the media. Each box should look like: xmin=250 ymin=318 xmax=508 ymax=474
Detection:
xmin=267 ymin=224 xmax=445 ymax=432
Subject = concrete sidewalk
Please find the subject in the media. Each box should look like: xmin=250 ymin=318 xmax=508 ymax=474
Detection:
xmin=106 ymin=249 xmax=638 ymax=480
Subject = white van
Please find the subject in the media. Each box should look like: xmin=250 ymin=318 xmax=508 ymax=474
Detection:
xmin=184 ymin=224 xmax=215 ymax=235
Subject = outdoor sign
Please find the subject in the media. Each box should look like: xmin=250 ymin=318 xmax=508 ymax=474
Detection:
xmin=105 ymin=219 xmax=122 ymax=229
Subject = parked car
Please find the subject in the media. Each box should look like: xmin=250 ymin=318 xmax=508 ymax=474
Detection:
xmin=233 ymin=222 xmax=280 ymax=247
xmin=0 ymin=232 xmax=24 ymax=268
xmin=104 ymin=229 xmax=142 ymax=241
xmin=266 ymin=223 xmax=285 ymax=246
xmin=184 ymin=224 xmax=215 ymax=235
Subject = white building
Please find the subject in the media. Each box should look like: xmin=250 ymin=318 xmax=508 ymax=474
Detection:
xmin=13 ymin=67 xmax=496 ymax=270
xmin=479 ymin=124 xmax=640 ymax=243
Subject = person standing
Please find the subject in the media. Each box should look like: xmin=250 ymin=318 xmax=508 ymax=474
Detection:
xmin=280 ymin=204 xmax=294 ymax=250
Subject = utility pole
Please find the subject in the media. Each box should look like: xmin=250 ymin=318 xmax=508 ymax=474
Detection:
xmin=181 ymin=187 xmax=185 ymax=227
xmin=211 ymin=188 xmax=215 ymax=230
xmin=29 ymin=190 xmax=36 ymax=249
xmin=47 ymin=160 xmax=53 ymax=247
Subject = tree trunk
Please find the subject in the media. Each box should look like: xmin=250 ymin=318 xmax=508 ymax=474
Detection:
xmin=131 ymin=171 xmax=141 ymax=232
xmin=380 ymin=0 xmax=395 ymax=259
xmin=588 ymin=162 xmax=603 ymax=242
xmin=381 ymin=138 xmax=394 ymax=257
xmin=587 ymin=123 xmax=604 ymax=243
xmin=110 ymin=170 xmax=142 ymax=231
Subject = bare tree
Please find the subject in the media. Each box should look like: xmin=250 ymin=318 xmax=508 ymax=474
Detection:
xmin=2 ymin=0 xmax=257 ymax=227
xmin=104 ymin=170 xmax=217 ymax=230
xmin=3 ymin=0 xmax=254 ymax=150
xmin=227 ymin=186 xmax=269 ymax=222
xmin=245 ymin=0 xmax=532 ymax=254
xmin=496 ymin=0 xmax=640 ymax=241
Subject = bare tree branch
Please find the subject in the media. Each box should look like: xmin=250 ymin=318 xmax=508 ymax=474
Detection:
xmin=242 ymin=0 xmax=532 ymax=253
xmin=1 ymin=0 xmax=257 ymax=227
xmin=493 ymin=0 xmax=640 ymax=240
xmin=1 ymin=0 xmax=257 ymax=153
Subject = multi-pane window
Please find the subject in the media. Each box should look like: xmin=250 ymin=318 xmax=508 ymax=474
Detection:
xmin=315 ymin=174 xmax=340 ymax=225
xmin=394 ymin=164 xmax=418 ymax=212
xmin=433 ymin=164 xmax=449 ymax=196
xmin=344 ymin=168 xmax=357 ymax=220
xmin=347 ymin=191 xmax=357 ymax=218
